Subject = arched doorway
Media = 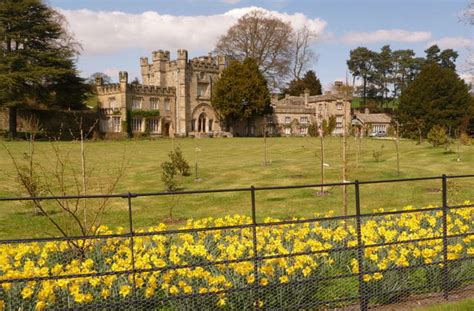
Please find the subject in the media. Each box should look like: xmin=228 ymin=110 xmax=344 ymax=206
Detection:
xmin=198 ymin=112 xmax=207 ymax=133
xmin=162 ymin=122 xmax=170 ymax=136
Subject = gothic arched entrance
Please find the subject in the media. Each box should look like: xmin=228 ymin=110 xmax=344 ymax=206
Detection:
xmin=198 ymin=112 xmax=207 ymax=133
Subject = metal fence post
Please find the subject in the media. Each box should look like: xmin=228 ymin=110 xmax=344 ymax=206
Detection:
xmin=250 ymin=186 xmax=260 ymax=306
xmin=354 ymin=180 xmax=368 ymax=311
xmin=127 ymin=192 xmax=137 ymax=295
xmin=441 ymin=175 xmax=449 ymax=300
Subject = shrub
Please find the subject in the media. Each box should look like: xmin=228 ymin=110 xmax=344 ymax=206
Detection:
xmin=459 ymin=132 xmax=470 ymax=145
xmin=308 ymin=122 xmax=318 ymax=137
xmin=427 ymin=125 xmax=449 ymax=147
xmin=161 ymin=161 xmax=178 ymax=192
xmin=372 ymin=144 xmax=384 ymax=162
xmin=169 ymin=147 xmax=191 ymax=176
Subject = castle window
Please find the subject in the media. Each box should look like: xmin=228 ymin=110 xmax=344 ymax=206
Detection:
xmin=112 ymin=117 xmax=121 ymax=132
xmin=148 ymin=118 xmax=159 ymax=133
xmin=132 ymin=98 xmax=142 ymax=109
xmin=150 ymin=98 xmax=160 ymax=110
xmin=336 ymin=115 xmax=343 ymax=123
xmin=100 ymin=119 xmax=109 ymax=132
xmin=300 ymin=116 xmax=308 ymax=124
xmin=285 ymin=116 xmax=291 ymax=124
xmin=108 ymin=97 xmax=117 ymax=108
xmin=285 ymin=128 xmax=291 ymax=135
xmin=164 ymin=98 xmax=171 ymax=111
xmin=208 ymin=119 xmax=213 ymax=132
xmin=198 ymin=83 xmax=208 ymax=97
xmin=336 ymin=103 xmax=343 ymax=110
xmin=131 ymin=117 xmax=142 ymax=132
xmin=300 ymin=127 xmax=308 ymax=135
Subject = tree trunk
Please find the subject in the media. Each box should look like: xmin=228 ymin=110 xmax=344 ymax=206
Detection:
xmin=8 ymin=106 xmax=17 ymax=139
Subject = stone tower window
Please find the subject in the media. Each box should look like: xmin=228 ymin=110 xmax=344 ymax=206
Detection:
xmin=150 ymin=98 xmax=160 ymax=110
xmin=164 ymin=98 xmax=171 ymax=111
xmin=108 ymin=97 xmax=117 ymax=108
xmin=131 ymin=117 xmax=142 ymax=132
xmin=132 ymin=98 xmax=142 ymax=109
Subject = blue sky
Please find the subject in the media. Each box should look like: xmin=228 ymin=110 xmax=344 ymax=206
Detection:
xmin=49 ymin=0 xmax=473 ymax=89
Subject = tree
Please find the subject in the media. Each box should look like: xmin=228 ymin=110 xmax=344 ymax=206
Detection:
xmin=87 ymin=72 xmax=112 ymax=85
xmin=284 ymin=70 xmax=322 ymax=96
xmin=392 ymin=49 xmax=423 ymax=98
xmin=398 ymin=63 xmax=473 ymax=138
xmin=215 ymin=10 xmax=305 ymax=88
xmin=373 ymin=45 xmax=393 ymax=105
xmin=291 ymin=25 xmax=318 ymax=80
xmin=211 ymin=58 xmax=272 ymax=132
xmin=425 ymin=44 xmax=458 ymax=70
xmin=0 ymin=0 xmax=85 ymax=138
xmin=347 ymin=47 xmax=378 ymax=105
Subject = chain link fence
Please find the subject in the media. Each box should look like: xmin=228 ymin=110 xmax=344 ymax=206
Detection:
xmin=0 ymin=175 xmax=473 ymax=310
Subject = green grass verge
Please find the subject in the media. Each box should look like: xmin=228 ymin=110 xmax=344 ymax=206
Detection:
xmin=0 ymin=137 xmax=473 ymax=239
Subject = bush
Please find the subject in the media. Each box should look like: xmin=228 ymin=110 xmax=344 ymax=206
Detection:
xmin=308 ymin=122 xmax=318 ymax=137
xmin=161 ymin=161 xmax=178 ymax=192
xmin=372 ymin=144 xmax=384 ymax=162
xmin=427 ymin=125 xmax=449 ymax=147
xmin=459 ymin=132 xmax=470 ymax=145
xmin=169 ymin=147 xmax=191 ymax=176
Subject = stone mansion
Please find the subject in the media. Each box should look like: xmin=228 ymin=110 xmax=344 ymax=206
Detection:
xmin=96 ymin=49 xmax=352 ymax=138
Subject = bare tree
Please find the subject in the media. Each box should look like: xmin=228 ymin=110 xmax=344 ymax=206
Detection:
xmin=4 ymin=120 xmax=126 ymax=254
xmin=291 ymin=25 xmax=318 ymax=80
xmin=215 ymin=10 xmax=293 ymax=87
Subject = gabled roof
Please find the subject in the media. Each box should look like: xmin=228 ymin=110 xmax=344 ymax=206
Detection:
xmin=354 ymin=112 xmax=391 ymax=124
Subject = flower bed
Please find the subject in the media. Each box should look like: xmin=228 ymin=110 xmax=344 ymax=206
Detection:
xmin=0 ymin=204 xmax=472 ymax=310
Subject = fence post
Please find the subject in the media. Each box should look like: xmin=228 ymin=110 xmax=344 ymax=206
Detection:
xmin=250 ymin=186 xmax=260 ymax=306
xmin=127 ymin=192 xmax=137 ymax=295
xmin=354 ymin=180 xmax=368 ymax=311
xmin=441 ymin=175 xmax=449 ymax=300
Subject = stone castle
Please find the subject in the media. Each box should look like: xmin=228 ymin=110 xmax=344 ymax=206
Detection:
xmin=96 ymin=49 xmax=354 ymax=138
xmin=96 ymin=49 xmax=226 ymax=137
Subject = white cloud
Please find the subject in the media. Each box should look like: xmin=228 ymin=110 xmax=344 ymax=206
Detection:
xmin=340 ymin=29 xmax=431 ymax=44
xmin=58 ymin=7 xmax=327 ymax=56
xmin=427 ymin=37 xmax=474 ymax=50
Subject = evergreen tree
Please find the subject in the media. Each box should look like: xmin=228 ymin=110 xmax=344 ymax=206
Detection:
xmin=284 ymin=70 xmax=322 ymax=96
xmin=0 ymin=0 xmax=85 ymax=137
xmin=425 ymin=44 xmax=458 ymax=70
xmin=211 ymin=58 xmax=272 ymax=131
xmin=398 ymin=63 xmax=473 ymax=138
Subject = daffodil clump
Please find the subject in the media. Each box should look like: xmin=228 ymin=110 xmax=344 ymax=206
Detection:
xmin=0 ymin=204 xmax=472 ymax=310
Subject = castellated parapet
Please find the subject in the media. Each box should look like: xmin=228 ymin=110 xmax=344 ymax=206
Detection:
xmin=98 ymin=49 xmax=229 ymax=138
xmin=129 ymin=84 xmax=176 ymax=95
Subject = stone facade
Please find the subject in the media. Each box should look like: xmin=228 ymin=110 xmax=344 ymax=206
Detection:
xmin=96 ymin=48 xmax=352 ymax=138
xmin=267 ymin=89 xmax=352 ymax=137
xmin=351 ymin=108 xmax=392 ymax=136
xmin=97 ymin=49 xmax=228 ymax=137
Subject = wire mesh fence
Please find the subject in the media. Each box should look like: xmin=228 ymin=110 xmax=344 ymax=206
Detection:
xmin=0 ymin=174 xmax=473 ymax=310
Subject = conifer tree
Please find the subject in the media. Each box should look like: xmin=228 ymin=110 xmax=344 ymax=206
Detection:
xmin=0 ymin=0 xmax=85 ymax=138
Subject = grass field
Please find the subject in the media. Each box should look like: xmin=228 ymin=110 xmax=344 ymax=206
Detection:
xmin=0 ymin=136 xmax=473 ymax=239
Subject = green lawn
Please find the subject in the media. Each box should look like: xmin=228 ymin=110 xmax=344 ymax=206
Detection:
xmin=0 ymin=137 xmax=473 ymax=239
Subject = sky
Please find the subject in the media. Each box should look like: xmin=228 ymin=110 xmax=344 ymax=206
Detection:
xmin=48 ymin=0 xmax=473 ymax=90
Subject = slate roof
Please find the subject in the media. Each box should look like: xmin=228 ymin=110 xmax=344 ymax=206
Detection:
xmin=354 ymin=112 xmax=391 ymax=124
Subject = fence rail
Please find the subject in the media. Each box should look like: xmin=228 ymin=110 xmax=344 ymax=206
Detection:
xmin=0 ymin=174 xmax=473 ymax=310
